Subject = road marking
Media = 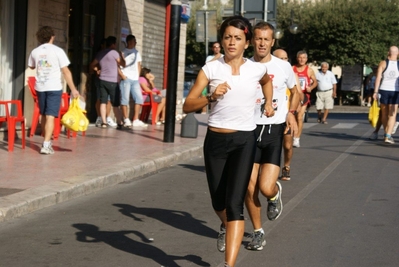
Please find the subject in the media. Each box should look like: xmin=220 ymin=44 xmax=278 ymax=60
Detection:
xmin=228 ymin=128 xmax=374 ymax=267
xmin=332 ymin=123 xmax=359 ymax=129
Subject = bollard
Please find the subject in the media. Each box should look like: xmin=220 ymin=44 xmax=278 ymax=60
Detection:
xmin=180 ymin=113 xmax=198 ymax=138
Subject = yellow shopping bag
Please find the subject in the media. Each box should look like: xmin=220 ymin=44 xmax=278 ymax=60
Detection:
xmin=61 ymin=98 xmax=89 ymax=132
xmin=368 ymin=100 xmax=380 ymax=128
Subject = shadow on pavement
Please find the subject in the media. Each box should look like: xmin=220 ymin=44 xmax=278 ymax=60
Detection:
xmin=72 ymin=223 xmax=210 ymax=267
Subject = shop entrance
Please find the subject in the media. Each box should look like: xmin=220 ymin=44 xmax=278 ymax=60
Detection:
xmin=68 ymin=0 xmax=105 ymax=122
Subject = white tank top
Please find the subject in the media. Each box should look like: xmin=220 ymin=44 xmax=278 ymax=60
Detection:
xmin=202 ymin=58 xmax=267 ymax=131
xmin=380 ymin=60 xmax=399 ymax=92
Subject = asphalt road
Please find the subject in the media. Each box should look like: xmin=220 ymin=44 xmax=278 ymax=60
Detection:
xmin=0 ymin=113 xmax=398 ymax=267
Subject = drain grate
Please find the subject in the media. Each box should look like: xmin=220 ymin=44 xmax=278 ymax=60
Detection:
xmin=0 ymin=188 xmax=24 ymax=197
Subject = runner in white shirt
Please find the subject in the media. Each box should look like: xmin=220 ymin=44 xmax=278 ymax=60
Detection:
xmin=245 ymin=21 xmax=299 ymax=251
xmin=183 ymin=16 xmax=274 ymax=267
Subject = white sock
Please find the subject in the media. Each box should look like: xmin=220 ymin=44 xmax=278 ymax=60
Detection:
xmin=43 ymin=141 xmax=51 ymax=148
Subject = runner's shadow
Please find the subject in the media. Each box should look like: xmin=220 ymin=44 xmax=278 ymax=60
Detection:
xmin=72 ymin=223 xmax=210 ymax=267
xmin=113 ymin=204 xmax=217 ymax=239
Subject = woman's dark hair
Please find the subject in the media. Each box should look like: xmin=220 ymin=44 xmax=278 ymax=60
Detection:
xmin=219 ymin=15 xmax=252 ymax=41
xmin=36 ymin=26 xmax=55 ymax=44
xmin=140 ymin=67 xmax=153 ymax=89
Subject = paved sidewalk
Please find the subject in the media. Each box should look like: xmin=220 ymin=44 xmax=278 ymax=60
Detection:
xmin=0 ymin=105 xmax=368 ymax=222
xmin=0 ymin=115 xmax=208 ymax=222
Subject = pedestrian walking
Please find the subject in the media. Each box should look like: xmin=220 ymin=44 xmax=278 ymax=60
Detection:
xmin=315 ymin=62 xmax=337 ymax=124
xmin=28 ymin=26 xmax=80 ymax=155
xmin=183 ymin=15 xmax=274 ymax=267
xmin=373 ymin=46 xmax=399 ymax=144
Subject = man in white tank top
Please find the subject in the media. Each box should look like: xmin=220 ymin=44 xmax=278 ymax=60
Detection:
xmin=373 ymin=46 xmax=399 ymax=144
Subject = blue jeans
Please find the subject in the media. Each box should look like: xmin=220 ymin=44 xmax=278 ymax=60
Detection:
xmin=120 ymin=78 xmax=143 ymax=105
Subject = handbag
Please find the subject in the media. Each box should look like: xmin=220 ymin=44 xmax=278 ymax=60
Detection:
xmin=368 ymin=100 xmax=380 ymax=128
xmin=61 ymin=98 xmax=89 ymax=132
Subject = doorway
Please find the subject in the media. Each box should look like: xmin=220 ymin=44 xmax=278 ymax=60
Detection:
xmin=68 ymin=0 xmax=105 ymax=122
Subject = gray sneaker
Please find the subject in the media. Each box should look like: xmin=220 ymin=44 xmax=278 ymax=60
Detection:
xmin=246 ymin=231 xmax=266 ymax=251
xmin=369 ymin=132 xmax=378 ymax=140
xmin=217 ymin=224 xmax=226 ymax=252
xmin=384 ymin=136 xmax=395 ymax=144
xmin=40 ymin=145 xmax=54 ymax=155
xmin=267 ymin=181 xmax=283 ymax=221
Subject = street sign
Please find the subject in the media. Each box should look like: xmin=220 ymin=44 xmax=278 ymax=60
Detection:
xmin=233 ymin=0 xmax=277 ymax=22
xmin=196 ymin=10 xmax=217 ymax=43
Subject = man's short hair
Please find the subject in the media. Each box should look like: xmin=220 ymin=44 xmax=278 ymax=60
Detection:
xmin=36 ymin=26 xmax=55 ymax=44
xmin=126 ymin=35 xmax=136 ymax=42
xmin=297 ymin=50 xmax=308 ymax=58
xmin=253 ymin=21 xmax=275 ymax=38
xmin=106 ymin=36 xmax=117 ymax=47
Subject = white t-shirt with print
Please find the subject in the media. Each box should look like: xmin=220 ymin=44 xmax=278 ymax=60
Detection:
xmin=251 ymin=56 xmax=296 ymax=125
xmin=202 ymin=57 xmax=267 ymax=131
xmin=121 ymin=47 xmax=142 ymax=80
xmin=28 ymin=43 xmax=70 ymax=92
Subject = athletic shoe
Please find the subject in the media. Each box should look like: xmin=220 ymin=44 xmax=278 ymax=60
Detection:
xmin=369 ymin=132 xmax=378 ymax=140
xmin=123 ymin=118 xmax=132 ymax=127
xmin=392 ymin=121 xmax=399 ymax=135
xmin=107 ymin=117 xmax=117 ymax=128
xmin=267 ymin=181 xmax=283 ymax=221
xmin=217 ymin=224 xmax=226 ymax=252
xmin=95 ymin=116 xmax=102 ymax=127
xmin=156 ymin=121 xmax=162 ymax=126
xmin=246 ymin=230 xmax=266 ymax=251
xmin=384 ymin=136 xmax=395 ymax=144
xmin=40 ymin=145 xmax=54 ymax=155
xmin=293 ymin=137 xmax=300 ymax=148
xmin=132 ymin=119 xmax=148 ymax=127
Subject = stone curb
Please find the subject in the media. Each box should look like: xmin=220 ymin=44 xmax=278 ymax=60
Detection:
xmin=0 ymin=141 xmax=204 ymax=222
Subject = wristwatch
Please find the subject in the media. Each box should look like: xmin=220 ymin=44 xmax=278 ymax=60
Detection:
xmin=289 ymin=110 xmax=298 ymax=115
xmin=207 ymin=93 xmax=217 ymax=103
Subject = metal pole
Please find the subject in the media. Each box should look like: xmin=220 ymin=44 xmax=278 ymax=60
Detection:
xmin=205 ymin=11 xmax=209 ymax=59
xmin=264 ymin=0 xmax=268 ymax=22
xmin=240 ymin=0 xmax=245 ymax=16
xmin=163 ymin=0 xmax=182 ymax=143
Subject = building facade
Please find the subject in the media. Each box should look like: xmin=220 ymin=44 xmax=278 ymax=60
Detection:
xmin=0 ymin=0 xmax=187 ymax=125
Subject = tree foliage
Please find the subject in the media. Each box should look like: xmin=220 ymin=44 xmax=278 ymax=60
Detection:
xmin=276 ymin=0 xmax=399 ymax=66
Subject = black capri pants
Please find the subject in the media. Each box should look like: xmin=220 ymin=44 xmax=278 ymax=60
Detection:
xmin=203 ymin=129 xmax=256 ymax=221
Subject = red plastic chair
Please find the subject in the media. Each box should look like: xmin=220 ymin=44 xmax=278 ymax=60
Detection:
xmin=0 ymin=100 xmax=26 ymax=152
xmin=140 ymin=93 xmax=158 ymax=125
xmin=27 ymin=76 xmax=69 ymax=140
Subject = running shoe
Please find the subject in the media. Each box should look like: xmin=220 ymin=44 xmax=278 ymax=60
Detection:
xmin=293 ymin=137 xmax=300 ymax=148
xmin=369 ymin=132 xmax=378 ymax=140
xmin=384 ymin=136 xmax=395 ymax=144
xmin=217 ymin=224 xmax=226 ymax=252
xmin=95 ymin=116 xmax=102 ymax=127
xmin=267 ymin=181 xmax=283 ymax=221
xmin=40 ymin=145 xmax=54 ymax=155
xmin=124 ymin=118 xmax=132 ymax=127
xmin=107 ymin=117 xmax=117 ymax=128
xmin=246 ymin=230 xmax=266 ymax=251
xmin=132 ymin=119 xmax=148 ymax=127
xmin=392 ymin=121 xmax=399 ymax=135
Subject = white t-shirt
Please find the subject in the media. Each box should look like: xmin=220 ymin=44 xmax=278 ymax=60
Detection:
xmin=28 ymin=43 xmax=70 ymax=92
xmin=121 ymin=47 xmax=142 ymax=80
xmin=202 ymin=57 xmax=267 ymax=131
xmin=251 ymin=56 xmax=296 ymax=125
